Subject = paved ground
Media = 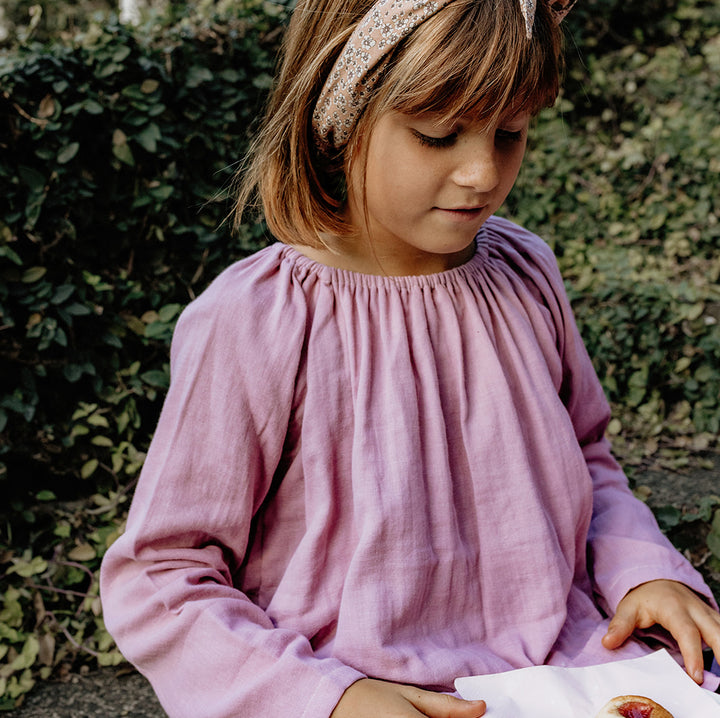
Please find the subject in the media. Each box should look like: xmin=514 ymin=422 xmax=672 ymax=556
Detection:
xmin=9 ymin=669 xmax=165 ymax=717
xmin=7 ymin=457 xmax=720 ymax=717
xmin=633 ymin=459 xmax=720 ymax=509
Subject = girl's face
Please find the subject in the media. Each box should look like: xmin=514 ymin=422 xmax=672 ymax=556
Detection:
xmin=344 ymin=109 xmax=529 ymax=275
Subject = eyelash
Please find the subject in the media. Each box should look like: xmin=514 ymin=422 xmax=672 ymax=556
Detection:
xmin=412 ymin=128 xmax=524 ymax=149
xmin=496 ymin=129 xmax=524 ymax=144
xmin=411 ymin=130 xmax=457 ymax=149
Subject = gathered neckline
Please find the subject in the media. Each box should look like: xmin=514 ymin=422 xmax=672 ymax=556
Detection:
xmin=278 ymin=226 xmax=490 ymax=291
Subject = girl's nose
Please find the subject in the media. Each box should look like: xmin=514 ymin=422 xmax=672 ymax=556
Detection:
xmin=451 ymin=137 xmax=500 ymax=193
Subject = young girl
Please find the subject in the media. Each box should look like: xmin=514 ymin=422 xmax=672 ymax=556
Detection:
xmin=100 ymin=0 xmax=720 ymax=716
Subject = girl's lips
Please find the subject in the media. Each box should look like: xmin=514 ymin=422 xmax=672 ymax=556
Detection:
xmin=435 ymin=206 xmax=487 ymax=222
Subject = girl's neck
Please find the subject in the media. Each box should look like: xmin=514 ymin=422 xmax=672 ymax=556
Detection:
xmin=296 ymin=234 xmax=477 ymax=277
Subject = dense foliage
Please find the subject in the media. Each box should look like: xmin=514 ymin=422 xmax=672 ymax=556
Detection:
xmin=0 ymin=3 xmax=283 ymax=705
xmin=508 ymin=0 xmax=720 ymax=463
xmin=1 ymin=0 xmax=719 ymax=708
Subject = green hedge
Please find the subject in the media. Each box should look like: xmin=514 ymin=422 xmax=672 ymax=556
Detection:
xmin=1 ymin=7 xmax=286 ymax=510
xmin=1 ymin=0 xmax=720 ymax=707
xmin=505 ymin=0 xmax=720 ymax=461
xmin=0 ymin=6 xmax=289 ymax=703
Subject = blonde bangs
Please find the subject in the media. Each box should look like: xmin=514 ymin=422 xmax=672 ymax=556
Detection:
xmin=374 ymin=0 xmax=561 ymax=127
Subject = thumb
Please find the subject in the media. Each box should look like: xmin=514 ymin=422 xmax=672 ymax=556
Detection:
xmin=403 ymin=688 xmax=486 ymax=718
xmin=602 ymin=603 xmax=639 ymax=650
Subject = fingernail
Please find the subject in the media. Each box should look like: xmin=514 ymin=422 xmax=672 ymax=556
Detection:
xmin=694 ymin=669 xmax=705 ymax=683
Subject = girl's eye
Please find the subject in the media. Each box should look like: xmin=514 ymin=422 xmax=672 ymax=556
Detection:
xmin=411 ymin=130 xmax=457 ymax=149
xmin=496 ymin=128 xmax=524 ymax=144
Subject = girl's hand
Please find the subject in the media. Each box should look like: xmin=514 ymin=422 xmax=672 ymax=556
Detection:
xmin=330 ymin=678 xmax=486 ymax=718
xmin=601 ymin=579 xmax=720 ymax=683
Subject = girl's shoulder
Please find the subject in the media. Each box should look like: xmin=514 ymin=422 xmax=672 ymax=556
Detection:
xmin=171 ymin=242 xmax=310 ymax=361
xmin=483 ymin=215 xmax=564 ymax=290
xmin=484 ymin=215 xmax=558 ymax=265
xmin=193 ymin=242 xmax=294 ymax=305
xmin=180 ymin=242 xmax=305 ymax=323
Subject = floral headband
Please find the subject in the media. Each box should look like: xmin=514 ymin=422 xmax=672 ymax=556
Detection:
xmin=312 ymin=0 xmax=578 ymax=152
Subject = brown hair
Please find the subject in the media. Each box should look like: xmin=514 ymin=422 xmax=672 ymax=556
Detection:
xmin=234 ymin=0 xmax=563 ymax=247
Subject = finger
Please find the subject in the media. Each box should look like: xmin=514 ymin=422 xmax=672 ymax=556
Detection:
xmin=699 ymin=611 xmax=720 ymax=665
xmin=689 ymin=604 xmax=720 ymax=680
xmin=655 ymin=588 xmax=720 ymax=683
xmin=401 ymin=686 xmax=486 ymax=718
xmin=602 ymin=601 xmax=640 ymax=650
xmin=670 ymin=616 xmax=705 ymax=684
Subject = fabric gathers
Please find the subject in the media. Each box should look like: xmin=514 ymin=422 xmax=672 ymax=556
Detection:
xmin=100 ymin=216 xmax=718 ymax=718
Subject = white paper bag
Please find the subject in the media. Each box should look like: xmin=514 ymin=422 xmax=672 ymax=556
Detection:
xmin=454 ymin=650 xmax=720 ymax=717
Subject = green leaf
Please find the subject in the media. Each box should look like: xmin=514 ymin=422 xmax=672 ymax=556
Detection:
xmin=81 ymin=459 xmax=99 ymax=479
xmin=9 ymin=637 xmax=39 ymax=670
xmin=149 ymin=184 xmax=173 ymax=201
xmin=140 ymin=369 xmax=170 ymax=389
xmin=112 ymin=46 xmax=132 ymax=63
xmin=6 ymin=668 xmax=35 ymax=699
xmin=57 ymin=142 xmax=80 ymax=164
xmin=97 ymin=649 xmax=125 ymax=667
xmin=8 ymin=556 xmax=48 ymax=578
xmin=97 ymin=62 xmax=122 ymax=78
xmin=54 ymin=327 xmax=68 ymax=347
xmin=186 ymin=65 xmax=213 ymax=88
xmin=67 ymin=543 xmax=96 ymax=561
xmin=51 ymin=284 xmax=75 ymax=304
xmin=91 ymin=436 xmax=114 ymax=447
xmin=21 ymin=266 xmax=47 ymax=283
xmin=219 ymin=69 xmax=240 ymax=83
xmin=144 ymin=322 xmax=172 ymax=340
xmin=63 ymin=364 xmax=84 ymax=382
xmin=54 ymin=522 xmax=71 ymax=538
xmin=64 ymin=302 xmax=92 ymax=316
xmin=113 ymin=141 xmax=135 ymax=165
xmin=653 ymin=505 xmax=682 ymax=531
xmin=141 ymin=78 xmax=160 ymax=94
xmin=0 ymin=244 xmax=22 ymax=265
xmin=251 ymin=73 xmax=274 ymax=89
xmin=707 ymin=529 xmax=720 ymax=561
xmin=112 ymin=128 xmax=135 ymax=166
xmin=86 ymin=413 xmax=110 ymax=428
xmin=158 ymin=303 xmax=182 ymax=322
xmin=134 ymin=123 xmax=161 ymax=153
xmin=83 ymin=99 xmax=104 ymax=115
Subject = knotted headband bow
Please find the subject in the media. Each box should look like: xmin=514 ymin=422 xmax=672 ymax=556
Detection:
xmin=519 ymin=0 xmax=577 ymax=38
xmin=312 ymin=0 xmax=577 ymax=152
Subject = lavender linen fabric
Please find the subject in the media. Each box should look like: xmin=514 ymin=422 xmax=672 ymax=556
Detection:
xmin=100 ymin=216 xmax=717 ymax=718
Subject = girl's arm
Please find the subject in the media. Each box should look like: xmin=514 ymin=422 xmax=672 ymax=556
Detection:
xmin=100 ymin=264 xmax=363 ymax=718
xmin=541 ymin=240 xmax=720 ymax=681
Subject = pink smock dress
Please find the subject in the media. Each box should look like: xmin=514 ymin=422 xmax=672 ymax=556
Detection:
xmin=100 ymin=216 xmax=717 ymax=718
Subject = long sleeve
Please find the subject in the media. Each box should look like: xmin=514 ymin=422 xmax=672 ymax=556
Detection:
xmin=102 ymin=218 xmax=719 ymax=710
xmin=538 ymin=243 xmax=717 ymax=616
xmin=100 ymin=256 xmax=364 ymax=718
